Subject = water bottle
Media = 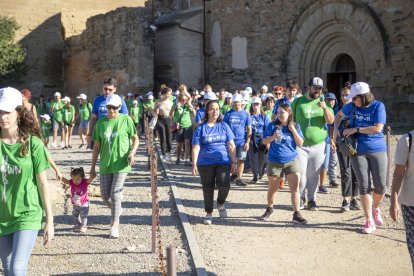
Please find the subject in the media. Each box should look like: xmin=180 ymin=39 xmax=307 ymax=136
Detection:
xmin=275 ymin=125 xmax=282 ymax=144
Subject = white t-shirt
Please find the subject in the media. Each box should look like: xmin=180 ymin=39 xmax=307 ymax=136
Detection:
xmin=394 ymin=130 xmax=414 ymax=206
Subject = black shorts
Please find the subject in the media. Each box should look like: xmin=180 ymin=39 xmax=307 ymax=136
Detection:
xmin=176 ymin=127 xmax=193 ymax=142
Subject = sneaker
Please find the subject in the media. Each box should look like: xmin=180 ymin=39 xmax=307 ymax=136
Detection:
xmin=60 ymin=142 xmax=65 ymax=148
xmin=235 ymin=179 xmax=248 ymax=187
xmin=279 ymin=178 xmax=285 ymax=189
xmin=350 ymin=199 xmax=361 ymax=210
xmin=372 ymin=207 xmax=383 ymax=226
xmin=307 ymin=200 xmax=319 ymax=211
xmin=260 ymin=207 xmax=274 ymax=221
xmin=109 ymin=227 xmax=120 ymax=238
xmin=184 ymin=160 xmax=192 ymax=166
xmin=217 ymin=204 xmax=227 ymax=218
xmin=161 ymin=155 xmax=166 ymax=162
xmin=318 ymin=186 xmax=329 ymax=194
xmin=166 ymin=153 xmax=172 ymax=162
xmin=175 ymin=159 xmax=180 ymax=165
xmin=79 ymin=144 xmax=84 ymax=149
xmin=204 ymin=214 xmax=213 ymax=225
xmin=230 ymin=174 xmax=237 ymax=182
xmin=73 ymin=223 xmax=81 ymax=232
xmin=251 ymin=176 xmax=258 ymax=183
xmin=341 ymin=200 xmax=350 ymax=212
xmin=79 ymin=226 xmax=87 ymax=233
xmin=329 ymin=181 xmax=339 ymax=188
xmin=68 ymin=145 xmax=72 ymax=149
xmin=299 ymin=197 xmax=306 ymax=210
xmin=362 ymin=220 xmax=376 ymax=234
xmin=51 ymin=142 xmax=57 ymax=149
xmin=85 ymin=146 xmax=91 ymax=150
xmin=292 ymin=211 xmax=308 ymax=224
xmin=62 ymin=146 xmax=68 ymax=150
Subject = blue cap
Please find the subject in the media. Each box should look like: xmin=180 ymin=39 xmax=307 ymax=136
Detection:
xmin=325 ymin=92 xmax=337 ymax=100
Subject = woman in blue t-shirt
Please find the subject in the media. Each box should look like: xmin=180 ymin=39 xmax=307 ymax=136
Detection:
xmin=247 ymin=97 xmax=270 ymax=183
xmin=259 ymin=103 xmax=308 ymax=224
xmin=192 ymin=100 xmax=237 ymax=225
xmin=333 ymin=82 xmax=387 ymax=234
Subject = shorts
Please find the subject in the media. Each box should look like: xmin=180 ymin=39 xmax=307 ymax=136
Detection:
xmin=236 ymin=146 xmax=247 ymax=161
xmin=53 ymin=119 xmax=64 ymax=131
xmin=267 ymin=159 xmax=300 ymax=177
xmin=176 ymin=127 xmax=193 ymax=142
xmin=79 ymin=120 xmax=89 ymax=128
xmin=64 ymin=122 xmax=73 ymax=127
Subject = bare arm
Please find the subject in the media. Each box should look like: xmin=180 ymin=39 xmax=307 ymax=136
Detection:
xmin=61 ymin=176 xmax=70 ymax=185
xmin=87 ymin=114 xmax=98 ymax=146
xmin=90 ymin=140 xmax=100 ymax=179
xmin=333 ymin=109 xmax=345 ymax=140
xmin=192 ymin=144 xmax=200 ymax=176
xmin=288 ymin=122 xmax=304 ymax=147
xmin=128 ymin=134 xmax=139 ymax=165
xmin=47 ymin=155 xmax=62 ymax=180
xmin=390 ymin=164 xmax=406 ymax=221
xmin=36 ymin=171 xmax=54 ymax=246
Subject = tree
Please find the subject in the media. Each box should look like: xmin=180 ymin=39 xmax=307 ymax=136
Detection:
xmin=0 ymin=16 xmax=27 ymax=86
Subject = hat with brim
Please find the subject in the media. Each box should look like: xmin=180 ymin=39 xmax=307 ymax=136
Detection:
xmin=0 ymin=87 xmax=22 ymax=112
xmin=232 ymin=94 xmax=243 ymax=102
xmin=346 ymin=82 xmax=370 ymax=101
xmin=40 ymin=114 xmax=51 ymax=121
xmin=105 ymin=94 xmax=122 ymax=107
xmin=308 ymin=77 xmax=324 ymax=88
xmin=76 ymin=93 xmax=87 ymax=100
xmin=251 ymin=97 xmax=262 ymax=105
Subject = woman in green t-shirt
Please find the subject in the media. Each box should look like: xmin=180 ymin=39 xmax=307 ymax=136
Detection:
xmin=0 ymin=87 xmax=54 ymax=275
xmin=90 ymin=94 xmax=139 ymax=238
xmin=62 ymin=97 xmax=75 ymax=149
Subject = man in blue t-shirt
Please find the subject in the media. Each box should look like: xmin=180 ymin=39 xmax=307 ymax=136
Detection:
xmin=224 ymin=94 xmax=252 ymax=186
xmin=87 ymin=77 xmax=129 ymax=148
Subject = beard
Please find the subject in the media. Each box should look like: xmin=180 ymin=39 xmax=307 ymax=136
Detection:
xmin=309 ymin=91 xmax=320 ymax=99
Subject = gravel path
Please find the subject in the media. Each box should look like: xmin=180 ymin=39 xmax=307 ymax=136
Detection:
xmin=24 ymin=137 xmax=194 ymax=275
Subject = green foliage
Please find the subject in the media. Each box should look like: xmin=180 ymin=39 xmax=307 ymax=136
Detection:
xmin=0 ymin=16 xmax=27 ymax=86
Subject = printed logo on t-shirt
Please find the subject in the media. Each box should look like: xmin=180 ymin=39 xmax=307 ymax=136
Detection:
xmin=203 ymin=134 xmax=224 ymax=143
xmin=354 ymin=110 xmax=373 ymax=126
xmin=303 ymin=106 xmax=321 ymax=128
xmin=228 ymin=116 xmax=241 ymax=126
xmin=1 ymin=156 xmax=21 ymax=175
xmin=104 ymin=127 xmax=118 ymax=156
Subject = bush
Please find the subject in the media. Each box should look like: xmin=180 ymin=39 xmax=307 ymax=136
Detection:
xmin=0 ymin=16 xmax=27 ymax=87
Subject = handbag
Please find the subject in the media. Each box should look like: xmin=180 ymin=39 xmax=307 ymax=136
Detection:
xmin=172 ymin=106 xmax=186 ymax=134
xmin=337 ymin=105 xmax=357 ymax=157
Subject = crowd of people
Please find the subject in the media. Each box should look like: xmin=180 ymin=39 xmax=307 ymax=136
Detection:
xmin=0 ymin=74 xmax=413 ymax=274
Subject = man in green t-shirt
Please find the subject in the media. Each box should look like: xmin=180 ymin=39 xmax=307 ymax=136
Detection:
xmin=76 ymin=93 xmax=93 ymax=149
xmin=291 ymin=77 xmax=334 ymax=211
xmin=50 ymin=92 xmax=66 ymax=148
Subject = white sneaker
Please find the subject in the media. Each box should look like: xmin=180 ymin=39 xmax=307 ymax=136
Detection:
xmin=161 ymin=155 xmax=166 ymax=162
xmin=203 ymin=214 xmax=212 ymax=225
xmin=60 ymin=142 xmax=65 ymax=148
xmin=109 ymin=227 xmax=120 ymax=238
xmin=166 ymin=153 xmax=172 ymax=162
xmin=51 ymin=142 xmax=57 ymax=149
xmin=217 ymin=204 xmax=228 ymax=218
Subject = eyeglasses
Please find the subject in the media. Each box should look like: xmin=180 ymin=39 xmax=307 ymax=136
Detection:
xmin=106 ymin=105 xmax=119 ymax=110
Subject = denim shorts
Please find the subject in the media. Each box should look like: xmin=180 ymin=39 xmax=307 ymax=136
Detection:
xmin=79 ymin=120 xmax=89 ymax=128
xmin=236 ymin=145 xmax=247 ymax=161
xmin=267 ymin=159 xmax=300 ymax=177
xmin=53 ymin=119 xmax=64 ymax=131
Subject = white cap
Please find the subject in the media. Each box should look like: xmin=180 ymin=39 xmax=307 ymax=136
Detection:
xmin=260 ymin=94 xmax=268 ymax=101
xmin=225 ymin=92 xmax=233 ymax=98
xmin=0 ymin=87 xmax=22 ymax=112
xmin=251 ymin=97 xmax=262 ymax=105
xmin=309 ymin=77 xmax=324 ymax=88
xmin=139 ymin=96 xmax=143 ymax=99
xmin=204 ymin=91 xmax=217 ymax=100
xmin=148 ymin=95 xmax=154 ymax=100
xmin=105 ymin=94 xmax=122 ymax=107
xmin=62 ymin=96 xmax=71 ymax=102
xmin=241 ymin=90 xmax=250 ymax=102
xmin=174 ymin=90 xmax=180 ymax=96
xmin=245 ymin=87 xmax=253 ymax=94
xmin=40 ymin=114 xmax=51 ymax=121
xmin=54 ymin=92 xmax=61 ymax=97
xmin=261 ymin=85 xmax=268 ymax=90
xmin=232 ymin=94 xmax=243 ymax=102
xmin=146 ymin=91 xmax=153 ymax=96
xmin=127 ymin=92 xmax=133 ymax=97
xmin=133 ymin=100 xmax=138 ymax=104
xmin=346 ymin=82 xmax=370 ymax=100
xmin=76 ymin=93 xmax=87 ymax=100
xmin=200 ymin=91 xmax=205 ymax=96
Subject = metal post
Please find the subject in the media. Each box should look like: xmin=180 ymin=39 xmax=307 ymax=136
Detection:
xmin=151 ymin=150 xmax=157 ymax=253
xmin=386 ymin=126 xmax=391 ymax=188
xmin=167 ymin=246 xmax=176 ymax=276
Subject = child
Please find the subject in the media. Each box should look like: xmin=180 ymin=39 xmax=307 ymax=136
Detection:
xmin=40 ymin=114 xmax=52 ymax=147
xmin=129 ymin=100 xmax=142 ymax=132
xmin=61 ymin=167 xmax=95 ymax=233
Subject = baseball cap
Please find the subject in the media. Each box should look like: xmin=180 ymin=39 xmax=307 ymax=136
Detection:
xmin=308 ymin=77 xmax=324 ymax=88
xmin=232 ymin=94 xmax=243 ymax=102
xmin=325 ymin=92 xmax=337 ymax=100
xmin=105 ymin=94 xmax=122 ymax=107
xmin=346 ymin=82 xmax=370 ymax=101
xmin=127 ymin=92 xmax=133 ymax=97
xmin=133 ymin=100 xmax=138 ymax=104
xmin=54 ymin=92 xmax=61 ymax=97
xmin=241 ymin=90 xmax=250 ymax=102
xmin=146 ymin=91 xmax=153 ymax=96
xmin=245 ymin=87 xmax=253 ymax=94
xmin=204 ymin=91 xmax=217 ymax=100
xmin=62 ymin=96 xmax=71 ymax=102
xmin=261 ymin=85 xmax=268 ymax=90
xmin=0 ymin=87 xmax=23 ymax=112
xmin=251 ymin=97 xmax=262 ymax=105
xmin=148 ymin=95 xmax=154 ymax=100
xmin=225 ymin=92 xmax=233 ymax=98
xmin=76 ymin=93 xmax=87 ymax=100
xmin=40 ymin=114 xmax=51 ymax=121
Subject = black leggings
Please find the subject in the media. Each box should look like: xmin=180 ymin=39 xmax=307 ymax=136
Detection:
xmin=197 ymin=164 xmax=231 ymax=213
xmin=156 ymin=116 xmax=172 ymax=155
xmin=337 ymin=150 xmax=359 ymax=197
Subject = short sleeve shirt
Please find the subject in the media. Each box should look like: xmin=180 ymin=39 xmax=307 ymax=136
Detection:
xmin=223 ymin=109 xmax=252 ymax=147
xmin=92 ymin=96 xmax=129 ymax=119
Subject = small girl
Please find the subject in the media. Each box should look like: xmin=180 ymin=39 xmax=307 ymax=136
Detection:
xmin=40 ymin=114 xmax=52 ymax=147
xmin=61 ymin=167 xmax=95 ymax=233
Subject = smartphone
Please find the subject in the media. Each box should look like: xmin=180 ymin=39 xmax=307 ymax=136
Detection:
xmin=319 ymin=94 xmax=325 ymax=102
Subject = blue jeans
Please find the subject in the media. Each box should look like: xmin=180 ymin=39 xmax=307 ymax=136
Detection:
xmin=0 ymin=230 xmax=39 ymax=276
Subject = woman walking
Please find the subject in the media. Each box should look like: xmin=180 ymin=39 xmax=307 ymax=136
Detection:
xmin=334 ymin=82 xmax=387 ymax=234
xmin=192 ymin=100 xmax=236 ymax=225
xmin=90 ymin=94 xmax=139 ymax=238
xmin=154 ymin=87 xmax=174 ymax=161
xmin=0 ymin=87 xmax=54 ymax=275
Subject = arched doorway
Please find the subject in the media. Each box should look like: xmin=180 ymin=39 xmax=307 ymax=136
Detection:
xmin=327 ymin=54 xmax=356 ymax=99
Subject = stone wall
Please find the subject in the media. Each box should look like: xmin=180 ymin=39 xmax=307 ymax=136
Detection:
xmin=205 ymin=0 xmax=414 ymax=126
xmin=64 ymin=7 xmax=154 ymax=100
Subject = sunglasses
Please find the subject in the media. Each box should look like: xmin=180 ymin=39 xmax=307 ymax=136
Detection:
xmin=106 ymin=105 xmax=119 ymax=110
xmin=342 ymin=94 xmax=350 ymax=97
xmin=274 ymin=93 xmax=282 ymax=96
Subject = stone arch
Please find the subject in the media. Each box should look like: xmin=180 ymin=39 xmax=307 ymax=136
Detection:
xmin=287 ymin=1 xmax=388 ymax=87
